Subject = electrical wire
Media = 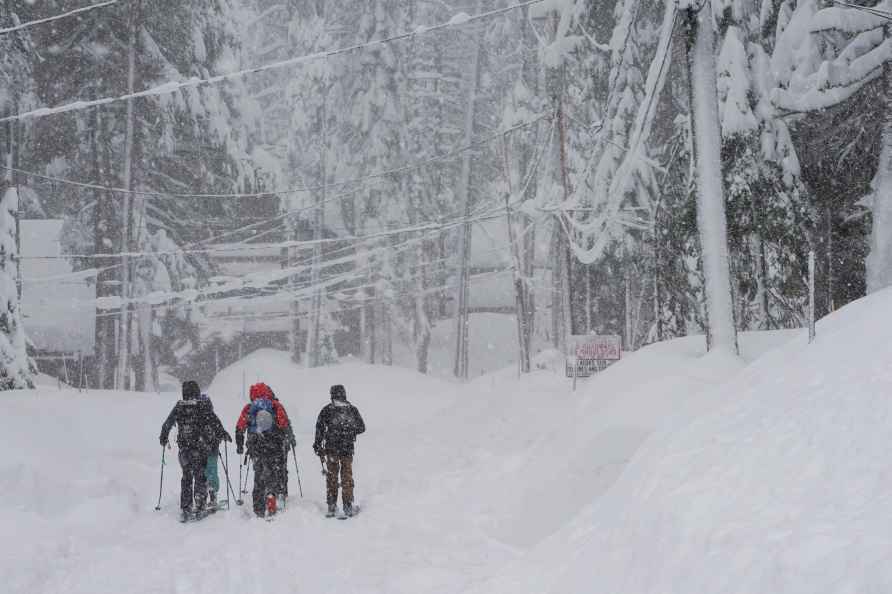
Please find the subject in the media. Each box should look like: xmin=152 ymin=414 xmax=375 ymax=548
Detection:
xmin=0 ymin=113 xmax=549 ymax=200
xmin=0 ymin=1 xmax=120 ymax=35
xmin=0 ymin=0 xmax=547 ymax=124
xmin=831 ymin=0 xmax=892 ymax=21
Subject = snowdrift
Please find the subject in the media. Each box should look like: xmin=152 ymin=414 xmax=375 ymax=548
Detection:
xmin=5 ymin=330 xmax=793 ymax=594
xmin=476 ymin=290 xmax=892 ymax=594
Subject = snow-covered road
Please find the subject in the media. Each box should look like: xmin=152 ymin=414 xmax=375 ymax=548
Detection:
xmin=6 ymin=335 xmax=792 ymax=594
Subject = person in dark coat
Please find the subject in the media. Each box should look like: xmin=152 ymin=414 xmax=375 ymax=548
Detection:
xmin=313 ymin=384 xmax=365 ymax=517
xmin=198 ymin=393 xmax=230 ymax=510
xmin=160 ymin=380 xmax=231 ymax=519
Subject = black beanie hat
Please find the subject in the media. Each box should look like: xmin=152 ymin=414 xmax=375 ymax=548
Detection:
xmin=330 ymin=384 xmax=346 ymax=401
xmin=182 ymin=380 xmax=201 ymax=400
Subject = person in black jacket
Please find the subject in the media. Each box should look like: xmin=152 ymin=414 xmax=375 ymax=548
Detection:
xmin=313 ymin=384 xmax=365 ymax=517
xmin=160 ymin=380 xmax=231 ymax=520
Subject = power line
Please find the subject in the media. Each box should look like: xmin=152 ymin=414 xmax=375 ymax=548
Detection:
xmin=0 ymin=1 xmax=121 ymax=36
xmin=0 ymin=113 xmax=549 ymax=199
xmin=831 ymin=0 xmax=892 ymax=21
xmin=0 ymin=0 xmax=546 ymax=124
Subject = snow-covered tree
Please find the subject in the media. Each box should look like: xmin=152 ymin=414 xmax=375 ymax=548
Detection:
xmin=716 ymin=3 xmax=813 ymax=329
xmin=772 ymin=0 xmax=892 ymax=292
xmin=0 ymin=188 xmax=34 ymax=390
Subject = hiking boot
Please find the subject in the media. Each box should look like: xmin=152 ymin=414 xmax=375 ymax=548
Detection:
xmin=326 ymin=504 xmax=336 ymax=518
xmin=343 ymin=503 xmax=354 ymax=517
xmin=266 ymin=494 xmax=277 ymax=516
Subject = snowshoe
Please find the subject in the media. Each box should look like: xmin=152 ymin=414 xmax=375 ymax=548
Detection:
xmin=192 ymin=508 xmax=211 ymax=522
xmin=338 ymin=504 xmax=359 ymax=520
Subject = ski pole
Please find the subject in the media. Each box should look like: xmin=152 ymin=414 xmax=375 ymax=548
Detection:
xmin=154 ymin=445 xmax=167 ymax=511
xmin=219 ymin=447 xmax=238 ymax=508
xmin=224 ymin=442 xmax=230 ymax=508
xmin=238 ymin=453 xmax=243 ymax=504
xmin=296 ymin=447 xmax=304 ymax=499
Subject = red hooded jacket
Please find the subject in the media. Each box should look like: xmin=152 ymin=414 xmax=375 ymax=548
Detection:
xmin=235 ymin=382 xmax=290 ymax=440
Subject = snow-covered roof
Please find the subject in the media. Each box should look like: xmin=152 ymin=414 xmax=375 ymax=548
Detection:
xmin=21 ymin=220 xmax=96 ymax=353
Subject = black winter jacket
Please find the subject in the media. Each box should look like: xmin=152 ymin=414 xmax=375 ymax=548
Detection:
xmin=160 ymin=398 xmax=228 ymax=452
xmin=313 ymin=401 xmax=365 ymax=456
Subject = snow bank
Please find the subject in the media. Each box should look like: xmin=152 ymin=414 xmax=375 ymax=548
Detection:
xmin=5 ymin=328 xmax=794 ymax=594
xmin=475 ymin=290 xmax=892 ymax=594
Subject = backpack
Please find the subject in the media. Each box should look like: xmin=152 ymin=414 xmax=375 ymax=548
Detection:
xmin=328 ymin=404 xmax=355 ymax=440
xmin=177 ymin=400 xmax=214 ymax=449
xmin=247 ymin=399 xmax=276 ymax=435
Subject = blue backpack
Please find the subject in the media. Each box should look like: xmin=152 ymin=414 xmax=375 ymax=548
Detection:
xmin=247 ymin=399 xmax=276 ymax=434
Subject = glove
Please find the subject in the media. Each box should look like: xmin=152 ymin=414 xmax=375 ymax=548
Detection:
xmin=223 ymin=431 xmax=233 ymax=443
xmin=289 ymin=435 xmax=297 ymax=448
xmin=237 ymin=444 xmax=244 ymax=455
xmin=160 ymin=436 xmax=168 ymax=447
xmin=313 ymin=443 xmax=322 ymax=456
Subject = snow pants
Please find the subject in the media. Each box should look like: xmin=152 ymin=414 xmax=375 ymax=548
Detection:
xmin=251 ymin=453 xmax=282 ymax=516
xmin=179 ymin=447 xmax=209 ymax=512
xmin=325 ymin=454 xmax=354 ymax=507
xmin=205 ymin=452 xmax=220 ymax=494
xmin=278 ymin=443 xmax=289 ymax=498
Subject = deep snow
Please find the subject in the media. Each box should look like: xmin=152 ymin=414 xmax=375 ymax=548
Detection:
xmin=6 ymin=330 xmax=795 ymax=594
xmin=475 ymin=289 xmax=892 ymax=594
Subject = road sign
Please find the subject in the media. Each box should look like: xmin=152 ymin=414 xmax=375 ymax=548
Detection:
xmin=567 ymin=335 xmax=622 ymax=387
xmin=575 ymin=335 xmax=622 ymax=361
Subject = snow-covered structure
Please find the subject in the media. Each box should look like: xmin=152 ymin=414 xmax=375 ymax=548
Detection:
xmin=20 ymin=219 xmax=95 ymax=381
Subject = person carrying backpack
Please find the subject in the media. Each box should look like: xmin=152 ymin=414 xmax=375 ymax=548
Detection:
xmin=160 ymin=380 xmax=231 ymax=522
xmin=313 ymin=385 xmax=365 ymax=518
xmin=235 ymin=382 xmax=292 ymax=518
xmin=198 ymin=393 xmax=231 ymax=510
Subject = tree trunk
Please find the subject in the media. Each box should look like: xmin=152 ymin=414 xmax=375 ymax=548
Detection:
xmin=684 ymin=5 xmax=739 ymax=354
xmin=287 ymin=216 xmax=301 ymax=364
xmin=867 ymin=59 xmax=892 ymax=293
xmin=306 ymin=95 xmax=326 ymax=368
xmin=91 ymin=99 xmax=116 ymax=389
xmin=550 ymin=103 xmax=572 ymax=353
xmin=0 ymin=106 xmax=32 ymax=389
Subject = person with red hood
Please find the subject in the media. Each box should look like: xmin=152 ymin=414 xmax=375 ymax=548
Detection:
xmin=235 ymin=382 xmax=291 ymax=518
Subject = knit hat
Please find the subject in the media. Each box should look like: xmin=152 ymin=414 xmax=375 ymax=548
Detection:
xmin=182 ymin=380 xmax=201 ymax=400
xmin=330 ymin=384 xmax=346 ymax=401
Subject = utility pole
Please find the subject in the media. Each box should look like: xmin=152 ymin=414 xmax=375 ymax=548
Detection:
xmin=453 ymin=0 xmax=484 ymax=380
xmin=117 ymin=0 xmax=139 ymax=389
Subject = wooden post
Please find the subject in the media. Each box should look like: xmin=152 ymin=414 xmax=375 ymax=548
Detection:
xmin=808 ymin=250 xmax=816 ymax=343
xmin=624 ymin=273 xmax=633 ymax=351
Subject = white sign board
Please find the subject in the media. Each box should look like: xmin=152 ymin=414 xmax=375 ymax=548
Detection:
xmin=566 ymin=335 xmax=622 ymax=381
xmin=575 ymin=335 xmax=622 ymax=361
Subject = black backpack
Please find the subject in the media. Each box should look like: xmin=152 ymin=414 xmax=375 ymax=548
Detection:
xmin=177 ymin=400 xmax=214 ymax=449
